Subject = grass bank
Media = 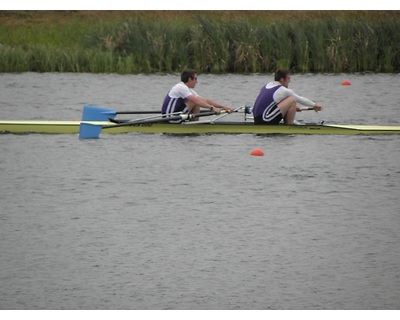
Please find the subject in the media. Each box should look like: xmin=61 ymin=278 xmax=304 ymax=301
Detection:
xmin=0 ymin=10 xmax=399 ymax=73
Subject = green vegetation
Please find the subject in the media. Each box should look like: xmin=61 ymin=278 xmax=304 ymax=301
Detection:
xmin=0 ymin=10 xmax=399 ymax=73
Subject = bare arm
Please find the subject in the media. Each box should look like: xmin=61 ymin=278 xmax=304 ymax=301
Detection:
xmin=186 ymin=95 xmax=234 ymax=113
xmin=203 ymin=98 xmax=234 ymax=112
xmin=187 ymin=95 xmax=213 ymax=109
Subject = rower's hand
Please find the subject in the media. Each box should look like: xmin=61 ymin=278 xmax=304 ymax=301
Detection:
xmin=314 ymin=104 xmax=323 ymax=112
xmin=212 ymin=106 xmax=234 ymax=114
xmin=221 ymin=106 xmax=235 ymax=113
xmin=226 ymin=107 xmax=235 ymax=113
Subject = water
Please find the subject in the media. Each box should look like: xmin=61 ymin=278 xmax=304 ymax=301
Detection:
xmin=1 ymin=73 xmax=400 ymax=309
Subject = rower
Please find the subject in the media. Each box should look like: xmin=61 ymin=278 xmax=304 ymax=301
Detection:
xmin=161 ymin=69 xmax=234 ymax=122
xmin=252 ymin=68 xmax=323 ymax=125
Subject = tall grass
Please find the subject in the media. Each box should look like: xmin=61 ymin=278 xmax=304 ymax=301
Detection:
xmin=0 ymin=11 xmax=399 ymax=73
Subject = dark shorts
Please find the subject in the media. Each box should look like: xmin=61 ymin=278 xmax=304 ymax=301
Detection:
xmin=254 ymin=103 xmax=282 ymax=125
xmin=254 ymin=112 xmax=283 ymax=125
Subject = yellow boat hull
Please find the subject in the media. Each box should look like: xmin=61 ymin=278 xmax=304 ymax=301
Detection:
xmin=1 ymin=120 xmax=400 ymax=135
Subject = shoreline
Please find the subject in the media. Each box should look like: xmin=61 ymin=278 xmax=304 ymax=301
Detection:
xmin=1 ymin=10 xmax=399 ymax=74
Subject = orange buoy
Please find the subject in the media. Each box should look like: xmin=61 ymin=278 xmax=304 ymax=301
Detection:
xmin=251 ymin=148 xmax=264 ymax=156
xmin=342 ymin=80 xmax=351 ymax=86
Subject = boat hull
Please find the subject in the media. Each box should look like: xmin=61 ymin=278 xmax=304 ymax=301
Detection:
xmin=1 ymin=120 xmax=400 ymax=135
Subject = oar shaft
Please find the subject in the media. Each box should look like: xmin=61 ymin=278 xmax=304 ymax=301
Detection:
xmin=117 ymin=110 xmax=223 ymax=115
xmin=103 ymin=111 xmax=217 ymax=129
xmin=103 ymin=115 xmax=185 ymax=129
xmin=80 ymin=108 xmax=231 ymax=139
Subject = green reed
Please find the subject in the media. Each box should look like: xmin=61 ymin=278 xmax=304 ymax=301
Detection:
xmin=0 ymin=11 xmax=399 ymax=73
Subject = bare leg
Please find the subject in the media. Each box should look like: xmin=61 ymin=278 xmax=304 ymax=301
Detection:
xmin=277 ymin=96 xmax=297 ymax=124
xmin=185 ymin=102 xmax=200 ymax=121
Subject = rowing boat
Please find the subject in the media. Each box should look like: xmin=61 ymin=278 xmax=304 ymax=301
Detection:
xmin=2 ymin=120 xmax=400 ymax=135
xmin=2 ymin=105 xmax=400 ymax=136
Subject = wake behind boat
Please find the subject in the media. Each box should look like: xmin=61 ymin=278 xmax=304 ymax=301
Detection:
xmin=1 ymin=105 xmax=400 ymax=137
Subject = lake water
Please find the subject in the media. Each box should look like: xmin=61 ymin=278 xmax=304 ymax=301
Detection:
xmin=1 ymin=73 xmax=400 ymax=310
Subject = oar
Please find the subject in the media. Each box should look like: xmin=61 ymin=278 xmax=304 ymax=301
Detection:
xmin=79 ymin=111 xmax=217 ymax=139
xmin=241 ymin=105 xmax=316 ymax=121
xmin=106 ymin=111 xmax=185 ymax=124
xmin=239 ymin=106 xmax=315 ymax=116
xmin=207 ymin=105 xmax=246 ymax=123
xmin=82 ymin=105 xmax=163 ymax=121
xmin=82 ymin=105 xmax=223 ymax=121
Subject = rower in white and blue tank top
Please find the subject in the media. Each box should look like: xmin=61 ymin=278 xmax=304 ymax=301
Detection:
xmin=161 ymin=82 xmax=199 ymax=115
xmin=253 ymin=81 xmax=316 ymax=125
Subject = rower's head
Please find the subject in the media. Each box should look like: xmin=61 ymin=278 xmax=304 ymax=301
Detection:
xmin=181 ymin=69 xmax=198 ymax=88
xmin=274 ymin=68 xmax=291 ymax=88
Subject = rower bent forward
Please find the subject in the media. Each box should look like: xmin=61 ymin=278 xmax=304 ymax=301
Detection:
xmin=252 ymin=68 xmax=323 ymax=125
xmin=162 ymin=69 xmax=234 ymax=121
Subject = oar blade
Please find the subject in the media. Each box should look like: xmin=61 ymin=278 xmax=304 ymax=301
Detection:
xmin=79 ymin=122 xmax=103 ymax=139
xmin=82 ymin=105 xmax=117 ymax=121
